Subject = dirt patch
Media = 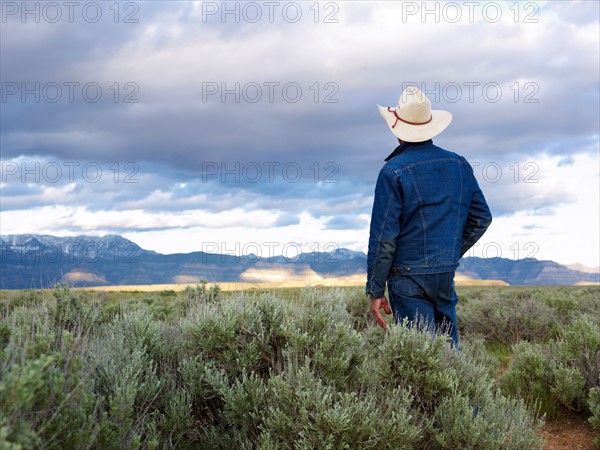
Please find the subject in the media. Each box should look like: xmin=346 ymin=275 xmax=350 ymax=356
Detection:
xmin=540 ymin=414 xmax=596 ymax=450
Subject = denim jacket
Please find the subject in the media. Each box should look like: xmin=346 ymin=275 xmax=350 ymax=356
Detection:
xmin=366 ymin=140 xmax=492 ymax=299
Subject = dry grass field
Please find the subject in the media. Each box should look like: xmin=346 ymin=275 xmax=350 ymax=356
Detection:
xmin=72 ymin=273 xmax=508 ymax=293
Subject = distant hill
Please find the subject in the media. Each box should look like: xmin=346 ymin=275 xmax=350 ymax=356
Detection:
xmin=0 ymin=234 xmax=598 ymax=289
xmin=567 ymin=263 xmax=600 ymax=274
xmin=458 ymin=256 xmax=599 ymax=286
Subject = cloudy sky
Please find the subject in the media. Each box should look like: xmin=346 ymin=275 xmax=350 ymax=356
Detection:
xmin=1 ymin=0 xmax=599 ymax=267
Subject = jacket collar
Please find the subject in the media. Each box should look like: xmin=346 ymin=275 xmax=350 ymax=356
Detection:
xmin=384 ymin=139 xmax=433 ymax=162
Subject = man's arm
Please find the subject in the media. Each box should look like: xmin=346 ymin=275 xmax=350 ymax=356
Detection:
xmin=366 ymin=167 xmax=402 ymax=300
xmin=460 ymin=175 xmax=492 ymax=258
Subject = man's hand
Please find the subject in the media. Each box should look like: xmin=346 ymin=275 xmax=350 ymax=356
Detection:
xmin=371 ymin=296 xmax=392 ymax=330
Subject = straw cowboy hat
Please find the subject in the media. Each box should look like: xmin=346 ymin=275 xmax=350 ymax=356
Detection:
xmin=378 ymin=86 xmax=452 ymax=142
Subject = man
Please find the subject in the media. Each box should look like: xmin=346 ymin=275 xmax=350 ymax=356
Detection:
xmin=366 ymin=86 xmax=492 ymax=348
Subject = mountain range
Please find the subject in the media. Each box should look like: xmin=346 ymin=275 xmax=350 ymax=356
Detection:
xmin=0 ymin=234 xmax=598 ymax=289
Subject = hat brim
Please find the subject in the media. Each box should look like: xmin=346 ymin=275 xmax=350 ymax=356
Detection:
xmin=377 ymin=105 xmax=452 ymax=142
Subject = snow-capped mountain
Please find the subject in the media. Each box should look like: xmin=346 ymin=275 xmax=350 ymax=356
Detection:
xmin=1 ymin=234 xmax=598 ymax=289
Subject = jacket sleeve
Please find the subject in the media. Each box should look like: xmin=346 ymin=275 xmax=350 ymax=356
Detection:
xmin=366 ymin=167 xmax=402 ymax=299
xmin=460 ymin=172 xmax=492 ymax=258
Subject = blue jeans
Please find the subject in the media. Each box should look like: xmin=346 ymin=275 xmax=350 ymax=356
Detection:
xmin=387 ymin=271 xmax=459 ymax=348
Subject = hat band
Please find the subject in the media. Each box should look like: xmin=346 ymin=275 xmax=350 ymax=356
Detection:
xmin=388 ymin=107 xmax=432 ymax=128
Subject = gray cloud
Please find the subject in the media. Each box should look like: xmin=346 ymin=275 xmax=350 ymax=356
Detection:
xmin=1 ymin=1 xmax=598 ymax=236
xmin=273 ymin=214 xmax=301 ymax=227
xmin=324 ymin=214 xmax=369 ymax=230
xmin=557 ymin=155 xmax=576 ymax=167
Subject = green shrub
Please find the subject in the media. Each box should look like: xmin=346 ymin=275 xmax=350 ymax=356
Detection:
xmin=588 ymin=382 xmax=600 ymax=448
xmin=543 ymin=287 xmax=600 ymax=324
xmin=182 ymin=279 xmax=221 ymax=314
xmin=0 ymin=322 xmax=11 ymax=354
xmin=89 ymin=309 xmax=164 ymax=449
xmin=458 ymin=289 xmax=558 ymax=345
xmin=552 ymin=315 xmax=600 ymax=395
xmin=159 ymin=290 xmax=177 ymax=297
xmin=360 ymin=323 xmax=542 ymax=449
xmin=343 ymin=288 xmax=373 ymax=331
xmin=6 ymin=289 xmax=44 ymax=311
xmin=159 ymin=388 xmax=194 ymax=448
xmin=499 ymin=341 xmax=559 ymax=418
xmin=181 ymin=289 xmax=364 ymax=391
xmin=500 ymin=316 xmax=600 ymax=418
xmin=432 ymin=393 xmax=541 ymax=449
xmin=460 ymin=336 xmax=502 ymax=381
xmin=0 ymin=332 xmax=100 ymax=449
xmin=199 ymin=364 xmax=422 ymax=450
xmin=50 ymin=282 xmax=103 ymax=337
xmin=286 ymin=288 xmax=364 ymax=390
xmin=1 ymin=285 xmax=553 ymax=449
xmin=360 ymin=321 xmax=491 ymax=410
xmin=177 ymin=354 xmax=229 ymax=435
xmin=182 ymin=294 xmax=290 ymax=378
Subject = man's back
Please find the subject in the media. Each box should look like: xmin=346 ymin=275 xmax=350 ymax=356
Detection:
xmin=366 ymin=86 xmax=491 ymax=345
xmin=377 ymin=139 xmax=489 ymax=272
